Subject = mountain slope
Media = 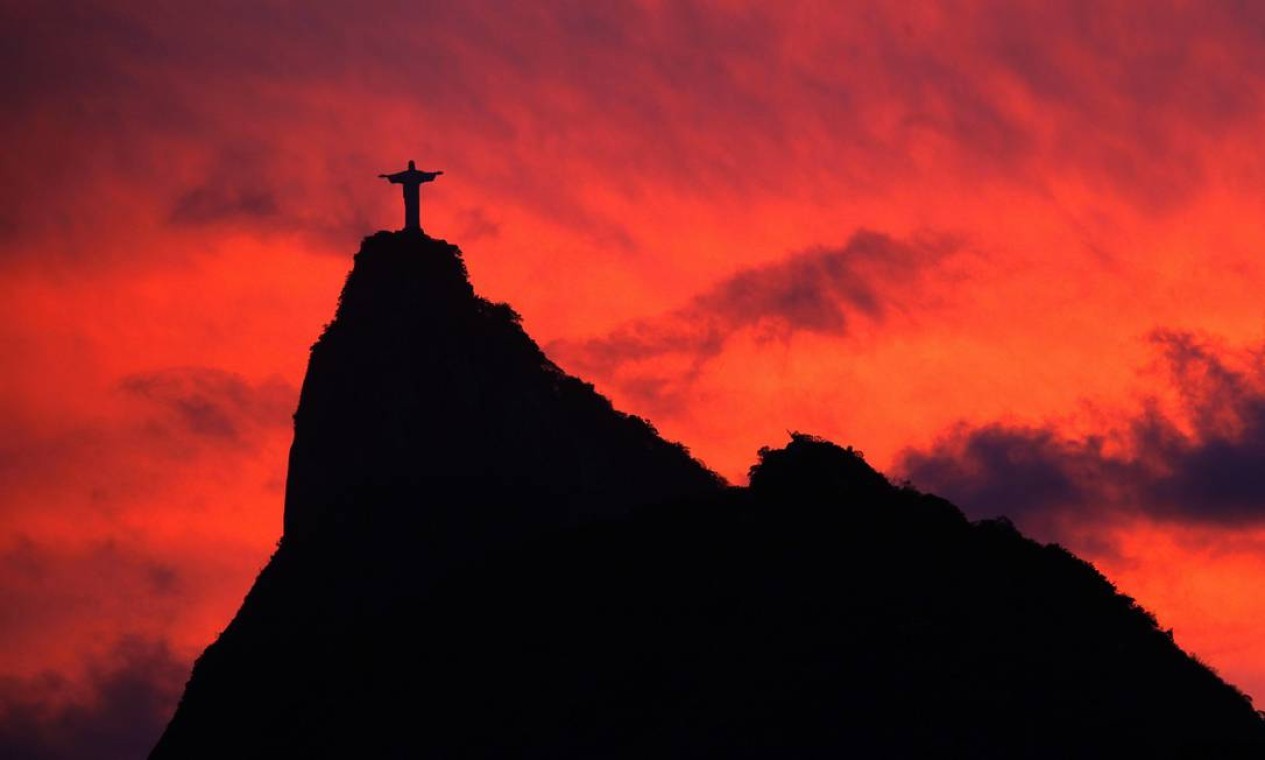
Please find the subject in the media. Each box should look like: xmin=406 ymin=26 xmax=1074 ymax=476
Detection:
xmin=152 ymin=231 xmax=1265 ymax=758
xmin=284 ymin=230 xmax=722 ymax=544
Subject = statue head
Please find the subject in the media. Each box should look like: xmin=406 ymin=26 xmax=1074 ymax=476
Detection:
xmin=408 ymin=160 xmax=416 ymax=170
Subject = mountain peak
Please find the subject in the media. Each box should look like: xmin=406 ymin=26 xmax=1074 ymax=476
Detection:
xmin=320 ymin=230 xmax=474 ymax=332
xmin=283 ymin=229 xmax=721 ymax=542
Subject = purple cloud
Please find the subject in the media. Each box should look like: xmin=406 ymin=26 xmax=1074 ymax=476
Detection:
xmin=900 ymin=330 xmax=1265 ymax=528
xmin=0 ymin=637 xmax=186 ymax=760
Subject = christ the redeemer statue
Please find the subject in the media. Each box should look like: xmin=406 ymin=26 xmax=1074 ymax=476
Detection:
xmin=379 ymin=160 xmax=442 ymax=231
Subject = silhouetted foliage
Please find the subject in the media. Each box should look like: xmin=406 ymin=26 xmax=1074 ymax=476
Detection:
xmin=153 ymin=231 xmax=1265 ymax=759
xmin=750 ymin=432 xmax=892 ymax=501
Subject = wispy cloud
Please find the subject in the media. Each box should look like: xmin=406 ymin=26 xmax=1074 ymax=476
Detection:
xmin=550 ymin=229 xmax=960 ymax=412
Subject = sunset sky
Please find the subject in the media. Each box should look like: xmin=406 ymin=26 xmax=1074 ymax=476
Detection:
xmin=4 ymin=1 xmax=1265 ymax=754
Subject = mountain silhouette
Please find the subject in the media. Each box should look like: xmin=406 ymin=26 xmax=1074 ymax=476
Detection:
xmin=152 ymin=230 xmax=1265 ymax=758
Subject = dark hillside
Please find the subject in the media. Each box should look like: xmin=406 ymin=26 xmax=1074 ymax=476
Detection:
xmin=379 ymin=436 xmax=1263 ymax=758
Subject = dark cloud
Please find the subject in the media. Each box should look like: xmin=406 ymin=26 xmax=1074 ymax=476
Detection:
xmin=453 ymin=207 xmax=501 ymax=241
xmin=899 ymin=330 xmax=1265 ymax=527
xmin=899 ymin=424 xmax=1116 ymax=521
xmin=169 ymin=186 xmax=280 ymax=226
xmin=0 ymin=537 xmax=194 ymax=669
xmin=0 ymin=637 xmax=185 ymax=760
xmin=2 ymin=535 xmax=186 ymax=605
xmin=550 ymin=229 xmax=960 ymax=412
xmin=119 ymin=367 xmax=295 ymax=446
xmin=167 ymin=144 xmax=283 ymax=227
xmin=0 ymin=367 xmax=294 ymax=519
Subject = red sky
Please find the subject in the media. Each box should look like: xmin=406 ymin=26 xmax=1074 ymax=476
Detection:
xmin=4 ymin=1 xmax=1265 ymax=752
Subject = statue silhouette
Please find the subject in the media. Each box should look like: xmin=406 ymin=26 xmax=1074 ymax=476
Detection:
xmin=379 ymin=160 xmax=443 ymax=231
